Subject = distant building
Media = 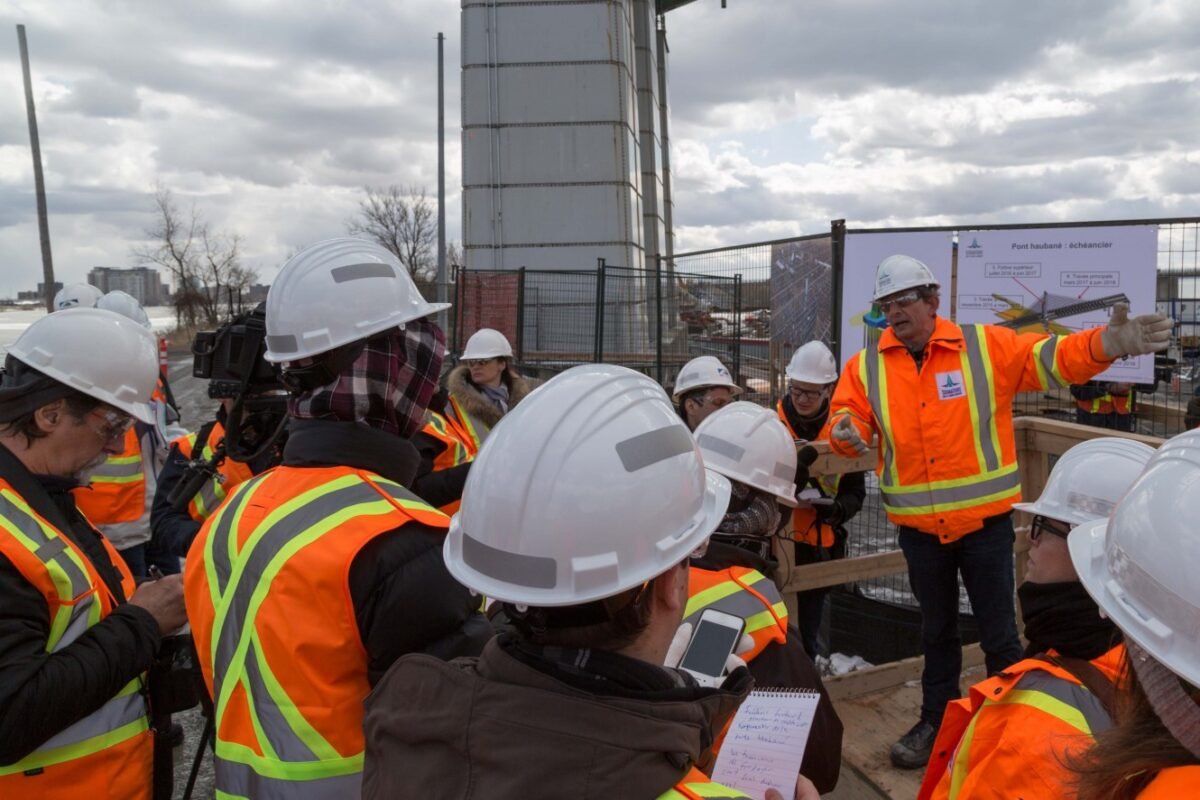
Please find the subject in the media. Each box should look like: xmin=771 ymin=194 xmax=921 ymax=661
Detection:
xmin=16 ymin=281 xmax=62 ymax=303
xmin=88 ymin=267 xmax=168 ymax=306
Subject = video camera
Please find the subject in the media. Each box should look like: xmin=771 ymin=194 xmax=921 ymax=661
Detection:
xmin=192 ymin=304 xmax=282 ymax=400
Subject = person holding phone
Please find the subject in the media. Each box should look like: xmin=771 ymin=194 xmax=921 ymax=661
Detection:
xmin=684 ymin=401 xmax=845 ymax=794
xmin=776 ymin=341 xmax=866 ymax=660
xmin=363 ymin=365 xmax=817 ymax=800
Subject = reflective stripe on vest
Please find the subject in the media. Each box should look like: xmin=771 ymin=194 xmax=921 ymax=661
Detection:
xmin=202 ymin=471 xmax=440 ymax=795
xmin=684 ymin=568 xmax=788 ymax=660
xmin=861 ymin=326 xmax=1021 ymax=519
xmin=447 ymin=395 xmax=486 ymax=449
xmin=0 ymin=485 xmax=149 ymax=777
xmin=178 ymin=423 xmax=251 ymax=523
xmin=657 ymin=767 xmax=750 ymax=799
xmin=946 ymin=669 xmax=1112 ymax=798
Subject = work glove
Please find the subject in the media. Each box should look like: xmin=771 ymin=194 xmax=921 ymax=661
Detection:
xmin=1100 ymin=303 xmax=1173 ymax=359
xmin=665 ymin=622 xmax=755 ymax=688
xmin=831 ymin=415 xmax=868 ymax=456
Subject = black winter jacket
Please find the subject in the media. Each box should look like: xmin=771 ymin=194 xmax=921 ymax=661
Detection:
xmin=0 ymin=445 xmax=162 ymax=764
xmin=280 ymin=419 xmax=492 ymax=684
xmin=779 ymin=398 xmax=866 ymax=538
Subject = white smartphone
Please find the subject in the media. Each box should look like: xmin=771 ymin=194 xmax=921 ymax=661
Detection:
xmin=679 ymin=608 xmax=746 ymax=685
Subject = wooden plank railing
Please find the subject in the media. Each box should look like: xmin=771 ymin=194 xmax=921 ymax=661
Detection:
xmin=782 ymin=416 xmax=1164 ymax=699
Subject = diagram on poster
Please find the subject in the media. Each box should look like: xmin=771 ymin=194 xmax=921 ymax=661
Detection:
xmin=955 ymin=226 xmax=1158 ymax=382
xmin=840 ymin=231 xmax=953 ymax=365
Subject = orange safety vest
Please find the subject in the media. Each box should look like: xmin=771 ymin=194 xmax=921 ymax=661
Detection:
xmin=184 ymin=465 xmax=449 ymax=799
xmin=1110 ymin=390 xmax=1132 ymax=415
xmin=919 ymin=645 xmax=1123 ymax=800
xmin=1138 ymin=766 xmax=1200 ymax=798
xmin=686 ymin=566 xmax=789 ymax=664
xmin=172 ymin=422 xmax=254 ymax=523
xmin=445 ymin=395 xmax=487 ymax=450
xmin=0 ymin=478 xmax=151 ymax=799
xmin=418 ymin=409 xmax=478 ymax=514
xmin=830 ymin=318 xmax=1110 ymax=541
xmin=657 ymin=766 xmax=750 ymax=799
xmin=72 ymin=427 xmax=146 ymax=526
xmin=776 ymin=400 xmax=840 ymax=548
xmin=1077 ymin=392 xmax=1115 ymax=415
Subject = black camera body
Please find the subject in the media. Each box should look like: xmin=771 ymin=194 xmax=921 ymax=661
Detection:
xmin=192 ymin=304 xmax=282 ymax=399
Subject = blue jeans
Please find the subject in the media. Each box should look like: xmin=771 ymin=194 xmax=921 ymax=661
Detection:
xmin=898 ymin=514 xmax=1024 ymax=726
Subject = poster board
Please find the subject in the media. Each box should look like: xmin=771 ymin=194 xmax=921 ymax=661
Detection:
xmin=954 ymin=226 xmax=1158 ymax=382
xmin=771 ymin=236 xmax=834 ymax=394
xmin=840 ymin=231 xmax=954 ymax=365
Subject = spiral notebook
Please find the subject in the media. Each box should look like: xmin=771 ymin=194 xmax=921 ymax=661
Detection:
xmin=710 ymin=688 xmax=821 ymax=796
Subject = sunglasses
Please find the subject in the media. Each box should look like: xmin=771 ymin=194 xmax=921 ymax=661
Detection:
xmin=877 ymin=290 xmax=922 ymax=313
xmin=88 ymin=408 xmax=134 ymax=443
xmin=1029 ymin=515 xmax=1072 ymax=542
xmin=464 ymin=358 xmax=496 ymax=368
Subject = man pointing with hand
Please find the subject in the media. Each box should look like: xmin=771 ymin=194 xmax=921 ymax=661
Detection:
xmin=827 ymin=254 xmax=1171 ymax=770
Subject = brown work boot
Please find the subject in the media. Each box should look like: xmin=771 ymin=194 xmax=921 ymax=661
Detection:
xmin=890 ymin=719 xmax=937 ymax=769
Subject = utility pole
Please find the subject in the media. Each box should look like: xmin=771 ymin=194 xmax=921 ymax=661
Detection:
xmin=17 ymin=24 xmax=56 ymax=313
xmin=436 ymin=32 xmax=448 ymax=332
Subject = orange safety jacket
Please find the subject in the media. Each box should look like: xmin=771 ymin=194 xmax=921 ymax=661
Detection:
xmin=445 ymin=395 xmax=487 ymax=450
xmin=418 ymin=409 xmax=478 ymax=514
xmin=776 ymin=400 xmax=840 ymax=548
xmin=72 ymin=427 xmax=146 ymax=526
xmin=657 ymin=766 xmax=750 ymax=799
xmin=830 ymin=317 xmax=1111 ymax=541
xmin=685 ymin=566 xmax=789 ymax=664
xmin=1110 ymin=390 xmax=1132 ymax=415
xmin=184 ymin=465 xmax=449 ymax=800
xmin=0 ymin=478 xmax=151 ymax=799
xmin=1138 ymin=766 xmax=1200 ymax=798
xmin=918 ymin=645 xmax=1123 ymax=800
xmin=1077 ymin=393 xmax=1115 ymax=415
xmin=172 ymin=422 xmax=254 ymax=523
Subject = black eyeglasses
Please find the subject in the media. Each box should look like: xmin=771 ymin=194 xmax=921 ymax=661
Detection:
xmin=1029 ymin=515 xmax=1072 ymax=541
xmin=787 ymin=385 xmax=824 ymax=401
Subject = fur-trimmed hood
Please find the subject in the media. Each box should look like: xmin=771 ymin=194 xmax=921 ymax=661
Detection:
xmin=446 ymin=363 xmax=534 ymax=429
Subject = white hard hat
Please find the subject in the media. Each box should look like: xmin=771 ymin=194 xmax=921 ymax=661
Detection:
xmin=461 ymin=328 xmax=513 ymax=360
xmin=53 ymin=283 xmax=104 ymax=311
xmin=95 ymin=290 xmax=152 ymax=329
xmin=7 ymin=308 xmax=159 ymax=424
xmin=1070 ymin=429 xmax=1200 ymax=688
xmin=264 ymin=237 xmax=451 ymax=363
xmin=672 ymin=356 xmax=742 ymax=400
xmin=785 ymin=341 xmax=838 ymax=384
xmin=694 ymin=401 xmax=799 ymax=508
xmin=872 ymin=254 xmax=940 ymax=302
xmin=1014 ymin=437 xmax=1153 ymax=526
xmin=445 ymin=364 xmax=731 ymax=607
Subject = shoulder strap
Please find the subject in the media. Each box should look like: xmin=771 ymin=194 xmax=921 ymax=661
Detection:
xmin=1035 ymin=653 xmax=1119 ymax=718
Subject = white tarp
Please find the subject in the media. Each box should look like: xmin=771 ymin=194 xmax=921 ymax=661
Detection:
xmin=955 ymin=226 xmax=1158 ymax=382
xmin=839 ymin=231 xmax=954 ymax=366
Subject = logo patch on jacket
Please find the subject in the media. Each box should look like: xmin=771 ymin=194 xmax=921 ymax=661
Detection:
xmin=937 ymin=371 xmax=965 ymax=400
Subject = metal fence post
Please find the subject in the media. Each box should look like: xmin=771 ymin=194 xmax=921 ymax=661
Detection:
xmin=594 ymin=258 xmax=607 ymax=363
xmin=516 ymin=266 xmax=526 ymax=361
xmin=830 ymin=219 xmax=846 ymax=364
xmin=655 ymin=254 xmax=664 ymax=384
xmin=453 ymin=265 xmax=465 ymax=355
xmin=733 ymin=273 xmax=743 ymax=380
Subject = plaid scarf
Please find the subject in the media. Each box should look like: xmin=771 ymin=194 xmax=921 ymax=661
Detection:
xmin=288 ymin=319 xmax=445 ymax=438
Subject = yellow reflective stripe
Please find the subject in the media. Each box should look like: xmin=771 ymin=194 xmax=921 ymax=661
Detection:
xmin=87 ymin=474 xmax=144 ymax=485
xmin=0 ymin=488 xmax=93 ymax=603
xmin=0 ymin=716 xmax=148 ymax=776
xmin=959 ymin=343 xmax=989 ymax=476
xmin=1032 ymin=337 xmax=1067 ymax=390
xmin=946 ymin=708 xmax=981 ymax=798
xmin=203 ymin=475 xmax=268 ymax=615
xmin=872 ymin=348 xmax=900 ymax=488
xmin=684 ymin=572 xmax=769 ymax=619
xmin=251 ymin=634 xmax=341 ymax=761
xmin=999 ymin=689 xmax=1093 ymax=734
xmin=883 ymin=461 xmax=1019 ymax=496
xmin=743 ymin=602 xmax=789 ymax=635
xmin=884 ymin=483 xmax=1021 ymax=517
xmin=241 ymin=670 xmax=281 ymax=762
xmin=683 ymin=782 xmax=751 ymax=798
xmin=973 ymin=329 xmax=1003 ymax=471
xmin=450 ymin=396 xmax=483 ymax=449
xmin=213 ymin=740 xmax=363 ymax=781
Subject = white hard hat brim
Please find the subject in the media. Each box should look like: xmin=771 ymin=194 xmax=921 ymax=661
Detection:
xmin=1070 ymin=518 xmax=1200 ymax=689
xmin=444 ymin=469 xmax=732 ymax=608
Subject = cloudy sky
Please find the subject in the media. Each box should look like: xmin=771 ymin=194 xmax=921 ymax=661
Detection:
xmin=1 ymin=0 xmax=1197 ymax=298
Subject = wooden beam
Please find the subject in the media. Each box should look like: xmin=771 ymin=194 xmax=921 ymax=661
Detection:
xmin=826 ymin=643 xmax=985 ymax=701
xmin=779 ymin=550 xmax=909 ymax=594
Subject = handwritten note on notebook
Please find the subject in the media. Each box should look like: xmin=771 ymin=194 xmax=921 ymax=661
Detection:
xmin=710 ymin=688 xmax=820 ymax=797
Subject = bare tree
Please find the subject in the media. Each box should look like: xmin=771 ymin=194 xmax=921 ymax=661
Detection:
xmin=131 ymin=185 xmax=255 ymax=327
xmin=347 ymin=185 xmax=437 ymax=279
